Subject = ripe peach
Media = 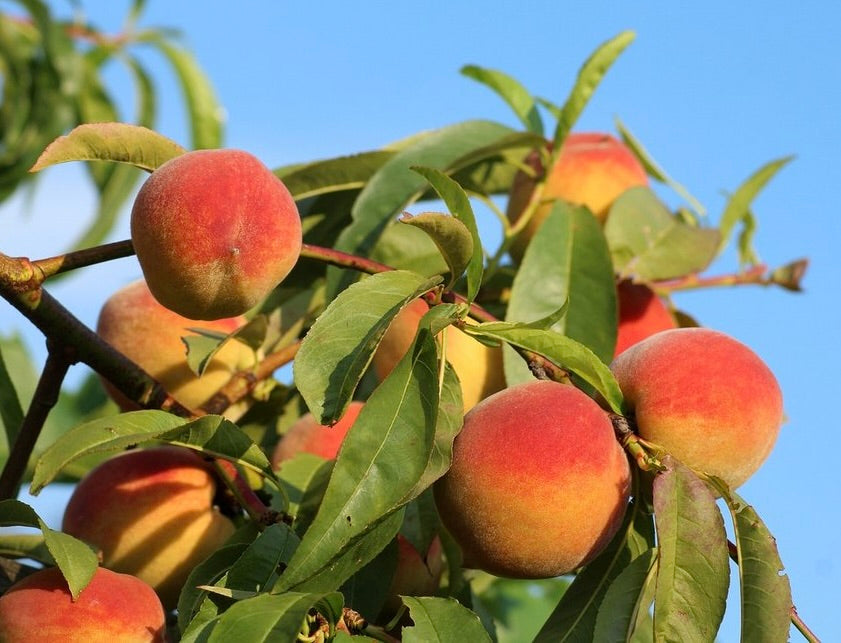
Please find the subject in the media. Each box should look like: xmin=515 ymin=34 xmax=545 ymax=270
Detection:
xmin=614 ymin=280 xmax=677 ymax=357
xmin=506 ymin=132 xmax=648 ymax=261
xmin=0 ymin=566 xmax=166 ymax=642
xmin=62 ymin=446 xmax=236 ymax=610
xmin=131 ymin=148 xmax=302 ymax=320
xmin=610 ymin=327 xmax=783 ymax=488
xmin=271 ymin=401 xmax=365 ymax=468
xmin=96 ymin=279 xmax=255 ymax=412
xmin=372 ymin=299 xmax=505 ymax=411
xmin=434 ymin=380 xmax=630 ymax=578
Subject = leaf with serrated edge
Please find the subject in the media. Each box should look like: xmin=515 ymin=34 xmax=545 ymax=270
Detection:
xmin=593 ymin=548 xmax=658 ymax=643
xmin=279 ymin=307 xmax=453 ymax=591
xmin=0 ymin=500 xmax=97 ymax=600
xmin=534 ymin=496 xmax=654 ymax=642
xmin=717 ymin=483 xmax=792 ymax=643
xmin=462 ymin=321 xmax=623 ymax=413
xmin=400 ymin=212 xmax=473 ymax=288
xmin=652 ymin=457 xmax=729 ymax=643
xmin=553 ymin=31 xmax=635 ymax=153
xmin=605 ymin=187 xmax=720 ymax=281
xmin=403 ymin=596 xmax=493 ymax=643
xmin=294 ymin=270 xmax=441 ymax=425
xmin=411 ymin=166 xmax=484 ymax=302
xmin=30 ymin=123 xmax=186 ymax=173
xmin=461 ymin=64 xmax=543 ymax=134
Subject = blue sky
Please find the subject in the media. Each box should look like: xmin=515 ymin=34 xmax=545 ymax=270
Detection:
xmin=2 ymin=1 xmax=839 ymax=639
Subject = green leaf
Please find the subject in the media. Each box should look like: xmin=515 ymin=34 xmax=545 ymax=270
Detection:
xmin=605 ymin=187 xmax=720 ymax=280
xmin=225 ymin=523 xmax=300 ymax=594
xmin=277 ymin=454 xmax=334 ymax=532
xmin=718 ymin=156 xmax=793 ymax=252
xmin=400 ymin=212 xmax=473 ymax=288
xmin=461 ymin=64 xmax=543 ymax=135
xmin=553 ymin=31 xmax=635 ymax=154
xmin=370 ymin=221 xmax=450 ymax=278
xmin=275 ymin=150 xmax=395 ymax=200
xmin=402 ymin=596 xmax=493 ymax=643
xmin=410 ymin=166 xmax=484 ymax=301
xmin=29 ymin=122 xmax=186 ymax=173
xmin=293 ymin=270 xmax=441 ymax=425
xmin=593 ymin=548 xmax=659 ymax=643
xmin=203 ymin=592 xmax=343 ymax=643
xmin=146 ymin=39 xmax=224 ymax=149
xmin=0 ymin=499 xmax=98 ymax=600
xmin=183 ymin=318 xmax=264 ymax=377
xmin=505 ymin=201 xmax=617 ymax=368
xmin=328 ymin=119 xmax=517 ymax=297
xmin=30 ymin=412 xmax=274 ymax=494
xmin=614 ymin=117 xmax=706 ymax=218
xmin=177 ymin=542 xmax=250 ymax=633
xmin=0 ymin=533 xmax=54 ymax=564
xmin=462 ymin=321 xmax=624 ymax=413
xmin=534 ymin=497 xmax=655 ymax=642
xmin=720 ymin=487 xmax=792 ymax=643
xmin=652 ymin=457 xmax=729 ymax=643
xmin=279 ymin=313 xmax=448 ymax=591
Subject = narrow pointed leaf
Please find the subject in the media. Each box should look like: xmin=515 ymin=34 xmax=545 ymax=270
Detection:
xmin=461 ymin=64 xmax=543 ymax=134
xmin=279 ymin=308 xmax=455 ymax=591
xmin=605 ymin=187 xmax=720 ymax=280
xmin=718 ymin=156 xmax=793 ymax=251
xmin=593 ymin=548 xmax=658 ymax=643
xmin=535 ymin=499 xmax=655 ymax=642
xmin=293 ymin=270 xmax=441 ymax=425
xmin=615 ymin=117 xmax=705 ymax=217
xmin=721 ymin=487 xmax=792 ymax=643
xmin=462 ymin=321 xmax=623 ymax=413
xmin=328 ymin=120 xmax=516 ymax=296
xmin=553 ymin=31 xmax=635 ymax=154
xmin=400 ymin=212 xmax=473 ymax=287
xmin=411 ymin=166 xmax=484 ymax=301
xmin=403 ymin=596 xmax=492 ymax=643
xmin=30 ymin=122 xmax=186 ymax=173
xmin=275 ymin=150 xmax=395 ymax=200
xmin=505 ymin=201 xmax=617 ymax=368
xmin=652 ymin=457 xmax=729 ymax=643
xmin=0 ymin=500 xmax=97 ymax=600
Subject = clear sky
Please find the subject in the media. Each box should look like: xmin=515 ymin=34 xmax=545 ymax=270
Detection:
xmin=2 ymin=1 xmax=839 ymax=639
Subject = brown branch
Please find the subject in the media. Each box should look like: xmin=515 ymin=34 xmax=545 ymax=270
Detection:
xmin=32 ymin=240 xmax=136 ymax=281
xmin=0 ymin=344 xmax=73 ymax=500
xmin=651 ymin=258 xmax=809 ymax=294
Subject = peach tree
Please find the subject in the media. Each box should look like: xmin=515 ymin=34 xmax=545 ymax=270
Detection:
xmin=0 ymin=4 xmax=818 ymax=642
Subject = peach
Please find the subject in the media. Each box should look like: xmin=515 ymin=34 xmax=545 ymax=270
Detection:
xmin=382 ymin=534 xmax=443 ymax=616
xmin=271 ymin=401 xmax=365 ymax=468
xmin=62 ymin=446 xmax=236 ymax=610
xmin=372 ymin=299 xmax=505 ymax=411
xmin=434 ymin=380 xmax=630 ymax=578
xmin=614 ymin=280 xmax=677 ymax=357
xmin=0 ymin=566 xmax=166 ymax=642
xmin=610 ymin=327 xmax=783 ymax=488
xmin=131 ymin=148 xmax=302 ymax=320
xmin=506 ymin=132 xmax=648 ymax=261
xmin=96 ymin=279 xmax=256 ymax=412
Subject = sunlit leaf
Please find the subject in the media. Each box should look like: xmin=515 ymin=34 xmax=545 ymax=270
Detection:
xmin=461 ymin=64 xmax=543 ymax=134
xmin=400 ymin=212 xmax=473 ymax=288
xmin=403 ymin=596 xmax=492 ymax=643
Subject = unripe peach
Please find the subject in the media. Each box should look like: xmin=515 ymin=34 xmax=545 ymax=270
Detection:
xmin=614 ymin=280 xmax=677 ymax=357
xmin=96 ymin=279 xmax=255 ymax=412
xmin=610 ymin=327 xmax=783 ymax=488
xmin=271 ymin=401 xmax=365 ymax=468
xmin=434 ymin=380 xmax=630 ymax=578
xmin=131 ymin=148 xmax=302 ymax=320
xmin=62 ymin=446 xmax=236 ymax=610
xmin=0 ymin=566 xmax=167 ymax=642
xmin=372 ymin=300 xmax=505 ymax=412
xmin=506 ymin=132 xmax=648 ymax=261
